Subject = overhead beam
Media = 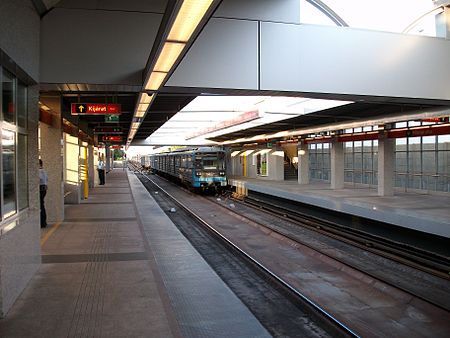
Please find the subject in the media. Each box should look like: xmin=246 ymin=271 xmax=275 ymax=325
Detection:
xmin=166 ymin=19 xmax=450 ymax=104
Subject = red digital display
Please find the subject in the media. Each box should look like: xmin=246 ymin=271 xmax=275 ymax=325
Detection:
xmin=71 ymin=103 xmax=121 ymax=115
xmin=103 ymin=136 xmax=122 ymax=142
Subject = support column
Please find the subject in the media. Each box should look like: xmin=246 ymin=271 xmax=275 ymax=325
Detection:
xmin=378 ymin=133 xmax=395 ymax=196
xmin=269 ymin=148 xmax=284 ymax=181
xmin=331 ymin=140 xmax=344 ymax=189
xmin=105 ymin=145 xmax=111 ymax=172
xmin=88 ymin=145 xmax=95 ymax=188
xmin=298 ymin=141 xmax=309 ymax=184
xmin=39 ymin=95 xmax=64 ymax=222
xmin=64 ymin=133 xmax=81 ymax=204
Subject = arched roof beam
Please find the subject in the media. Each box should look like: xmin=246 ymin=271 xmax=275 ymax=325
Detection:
xmin=305 ymin=0 xmax=348 ymax=27
xmin=402 ymin=2 xmax=449 ymax=33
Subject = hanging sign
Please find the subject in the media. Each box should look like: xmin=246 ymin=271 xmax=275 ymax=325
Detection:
xmin=102 ymin=136 xmax=122 ymax=142
xmin=94 ymin=127 xmax=122 ymax=134
xmin=105 ymin=114 xmax=120 ymax=122
xmin=71 ymin=103 xmax=121 ymax=115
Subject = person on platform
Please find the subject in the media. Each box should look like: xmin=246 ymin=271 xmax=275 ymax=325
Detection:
xmin=97 ymin=155 xmax=106 ymax=185
xmin=39 ymin=159 xmax=48 ymax=228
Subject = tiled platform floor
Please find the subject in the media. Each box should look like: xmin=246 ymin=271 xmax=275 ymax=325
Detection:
xmin=0 ymin=169 xmax=269 ymax=338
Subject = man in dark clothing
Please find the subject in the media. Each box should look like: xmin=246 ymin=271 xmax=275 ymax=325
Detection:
xmin=39 ymin=159 xmax=48 ymax=228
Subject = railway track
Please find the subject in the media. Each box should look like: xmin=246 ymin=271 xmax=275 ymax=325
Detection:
xmin=205 ymin=193 xmax=450 ymax=312
xmin=136 ymin=170 xmax=360 ymax=338
xmin=132 ymin=167 xmax=450 ymax=337
xmin=240 ymin=194 xmax=450 ymax=280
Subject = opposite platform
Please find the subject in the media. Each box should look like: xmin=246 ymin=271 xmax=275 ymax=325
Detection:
xmin=229 ymin=177 xmax=450 ymax=238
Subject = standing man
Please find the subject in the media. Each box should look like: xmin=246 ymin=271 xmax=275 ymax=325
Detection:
xmin=98 ymin=155 xmax=106 ymax=185
xmin=39 ymin=159 xmax=48 ymax=228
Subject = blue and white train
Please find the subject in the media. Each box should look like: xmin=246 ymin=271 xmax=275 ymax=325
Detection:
xmin=147 ymin=147 xmax=227 ymax=191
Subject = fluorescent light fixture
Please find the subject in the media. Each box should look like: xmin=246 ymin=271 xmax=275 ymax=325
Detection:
xmin=240 ymin=150 xmax=255 ymax=156
xmin=135 ymin=103 xmax=150 ymax=118
xmin=231 ymin=151 xmax=241 ymax=157
xmin=131 ymin=122 xmax=140 ymax=129
xmin=168 ymin=0 xmax=214 ymax=42
xmin=254 ymin=149 xmax=271 ymax=156
xmin=154 ymin=42 xmax=186 ymax=72
xmin=140 ymin=93 xmax=153 ymax=104
xmin=145 ymin=71 xmax=167 ymax=91
xmin=272 ymin=151 xmax=284 ymax=157
xmin=138 ymin=103 xmax=149 ymax=112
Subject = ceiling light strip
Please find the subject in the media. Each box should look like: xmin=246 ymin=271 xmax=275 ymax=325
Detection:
xmin=129 ymin=0 xmax=218 ymax=148
xmin=168 ymin=0 xmax=215 ymax=42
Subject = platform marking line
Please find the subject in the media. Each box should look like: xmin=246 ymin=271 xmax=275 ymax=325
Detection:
xmin=40 ymin=222 xmax=61 ymax=246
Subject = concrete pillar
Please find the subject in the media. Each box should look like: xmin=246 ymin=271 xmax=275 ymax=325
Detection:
xmin=88 ymin=145 xmax=95 ymax=188
xmin=64 ymin=133 xmax=81 ymax=204
xmin=268 ymin=149 xmax=284 ymax=180
xmin=331 ymin=140 xmax=344 ymax=189
xmin=105 ymin=145 xmax=111 ymax=172
xmin=298 ymin=141 xmax=309 ymax=184
xmin=378 ymin=134 xmax=395 ymax=196
xmin=39 ymin=96 xmax=64 ymax=222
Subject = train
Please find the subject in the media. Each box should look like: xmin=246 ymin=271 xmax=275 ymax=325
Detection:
xmin=144 ymin=147 xmax=228 ymax=191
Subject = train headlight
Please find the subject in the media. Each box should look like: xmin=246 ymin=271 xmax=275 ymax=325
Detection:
xmin=219 ymin=171 xmax=225 ymax=176
xmin=195 ymin=172 xmax=202 ymax=177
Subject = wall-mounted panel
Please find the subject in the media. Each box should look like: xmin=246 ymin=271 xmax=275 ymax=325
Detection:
xmin=55 ymin=0 xmax=167 ymax=12
xmin=214 ymin=0 xmax=299 ymax=24
xmin=166 ymin=18 xmax=258 ymax=90
xmin=0 ymin=0 xmax=40 ymax=81
xmin=40 ymin=8 xmax=162 ymax=85
xmin=260 ymin=23 xmax=450 ymax=102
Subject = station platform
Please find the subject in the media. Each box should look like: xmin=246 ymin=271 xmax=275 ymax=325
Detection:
xmin=229 ymin=177 xmax=450 ymax=239
xmin=0 ymin=169 xmax=269 ymax=338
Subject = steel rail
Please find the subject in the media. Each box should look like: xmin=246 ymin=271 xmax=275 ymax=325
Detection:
xmin=242 ymin=195 xmax=450 ymax=280
xmin=138 ymin=171 xmax=361 ymax=338
xmin=212 ymin=195 xmax=450 ymax=312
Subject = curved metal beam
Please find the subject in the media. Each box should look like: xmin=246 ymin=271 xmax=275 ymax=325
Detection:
xmin=305 ymin=0 xmax=348 ymax=27
xmin=402 ymin=3 xmax=449 ymax=33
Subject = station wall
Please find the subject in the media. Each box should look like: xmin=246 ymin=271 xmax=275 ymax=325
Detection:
xmin=0 ymin=0 xmax=41 ymax=317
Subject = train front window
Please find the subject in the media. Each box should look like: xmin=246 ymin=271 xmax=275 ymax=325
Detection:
xmin=203 ymin=158 xmax=218 ymax=170
xmin=203 ymin=153 xmax=225 ymax=170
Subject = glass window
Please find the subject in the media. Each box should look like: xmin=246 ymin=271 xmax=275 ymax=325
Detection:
xmin=408 ymin=121 xmax=421 ymax=127
xmin=422 ymin=151 xmax=436 ymax=173
xmin=17 ymin=81 xmax=27 ymax=128
xmin=438 ymin=135 xmax=450 ymax=150
xmin=3 ymin=129 xmax=17 ymax=218
xmin=2 ymin=69 xmax=15 ymax=124
xmin=18 ymin=134 xmax=28 ymax=210
xmin=422 ymin=136 xmax=436 ymax=151
xmin=408 ymin=151 xmax=421 ymax=173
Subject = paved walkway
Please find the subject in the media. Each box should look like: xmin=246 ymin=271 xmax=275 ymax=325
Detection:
xmin=0 ymin=169 xmax=179 ymax=338
xmin=0 ymin=169 xmax=269 ymax=338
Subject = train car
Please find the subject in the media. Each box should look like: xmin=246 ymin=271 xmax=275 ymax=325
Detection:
xmin=140 ymin=155 xmax=151 ymax=169
xmin=150 ymin=147 xmax=227 ymax=191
